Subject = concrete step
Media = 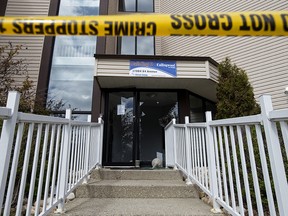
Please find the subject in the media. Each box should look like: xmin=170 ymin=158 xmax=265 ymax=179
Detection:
xmin=54 ymin=169 xmax=219 ymax=216
xmin=75 ymin=179 xmax=198 ymax=198
xmin=60 ymin=198 xmax=217 ymax=216
xmin=91 ymin=169 xmax=184 ymax=180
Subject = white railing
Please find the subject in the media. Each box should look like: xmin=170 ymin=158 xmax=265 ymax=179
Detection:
xmin=164 ymin=119 xmax=176 ymax=168
xmin=0 ymin=92 xmax=104 ymax=216
xmin=165 ymin=95 xmax=288 ymax=216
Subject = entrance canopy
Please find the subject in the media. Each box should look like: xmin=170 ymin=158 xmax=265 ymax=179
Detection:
xmin=94 ymin=55 xmax=219 ymax=102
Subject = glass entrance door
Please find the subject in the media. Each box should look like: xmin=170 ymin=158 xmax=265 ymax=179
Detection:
xmin=105 ymin=92 xmax=136 ymax=166
xmin=138 ymin=92 xmax=178 ymax=165
xmin=104 ymin=90 xmax=179 ymax=167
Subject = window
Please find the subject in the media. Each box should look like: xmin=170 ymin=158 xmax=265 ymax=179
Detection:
xmin=119 ymin=0 xmax=154 ymax=12
xmin=118 ymin=0 xmax=154 ymax=55
xmin=189 ymin=95 xmax=204 ymax=122
xmin=118 ymin=36 xmax=154 ymax=55
xmin=189 ymin=94 xmax=216 ymax=122
xmin=205 ymin=100 xmax=217 ymax=119
xmin=47 ymin=0 xmax=99 ymax=112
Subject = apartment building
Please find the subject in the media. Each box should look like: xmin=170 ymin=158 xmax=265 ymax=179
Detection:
xmin=1 ymin=0 xmax=287 ymax=166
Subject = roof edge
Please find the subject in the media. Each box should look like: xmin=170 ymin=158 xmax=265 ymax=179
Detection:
xmin=94 ymin=54 xmax=219 ymax=67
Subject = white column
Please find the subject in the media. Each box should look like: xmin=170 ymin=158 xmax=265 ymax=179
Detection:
xmin=55 ymin=109 xmax=72 ymax=213
xmin=260 ymin=95 xmax=288 ymax=216
xmin=96 ymin=117 xmax=103 ymax=169
xmin=0 ymin=91 xmax=20 ymax=215
xmin=83 ymin=115 xmax=92 ymax=184
xmin=184 ymin=116 xmax=193 ymax=185
xmin=205 ymin=112 xmax=221 ymax=213
xmin=172 ymin=119 xmax=178 ymax=170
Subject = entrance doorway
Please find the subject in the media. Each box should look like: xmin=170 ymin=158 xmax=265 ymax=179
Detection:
xmin=103 ymin=90 xmax=178 ymax=167
xmin=138 ymin=92 xmax=178 ymax=165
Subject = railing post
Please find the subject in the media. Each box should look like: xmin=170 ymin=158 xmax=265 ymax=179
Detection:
xmin=96 ymin=117 xmax=103 ymax=169
xmin=205 ymin=112 xmax=221 ymax=213
xmin=83 ymin=115 xmax=92 ymax=184
xmin=165 ymin=119 xmax=176 ymax=168
xmin=56 ymin=109 xmax=72 ymax=213
xmin=184 ymin=116 xmax=193 ymax=185
xmin=0 ymin=91 xmax=20 ymax=215
xmin=260 ymin=95 xmax=288 ymax=215
xmin=172 ymin=119 xmax=178 ymax=170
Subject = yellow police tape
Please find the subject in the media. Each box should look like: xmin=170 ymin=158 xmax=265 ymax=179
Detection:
xmin=0 ymin=11 xmax=288 ymax=36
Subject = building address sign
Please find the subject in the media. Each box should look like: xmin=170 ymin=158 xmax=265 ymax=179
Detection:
xmin=130 ymin=60 xmax=177 ymax=78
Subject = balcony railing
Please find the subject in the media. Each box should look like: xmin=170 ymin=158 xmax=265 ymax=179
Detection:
xmin=0 ymin=91 xmax=104 ymax=216
xmin=165 ymin=95 xmax=288 ymax=216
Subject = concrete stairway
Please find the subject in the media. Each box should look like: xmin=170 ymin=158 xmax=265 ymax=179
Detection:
xmin=61 ymin=169 xmax=217 ymax=216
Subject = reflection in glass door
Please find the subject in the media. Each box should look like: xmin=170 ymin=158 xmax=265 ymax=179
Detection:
xmin=105 ymin=92 xmax=135 ymax=165
xmin=138 ymin=92 xmax=178 ymax=164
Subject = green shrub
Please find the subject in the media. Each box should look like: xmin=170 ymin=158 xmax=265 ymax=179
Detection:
xmin=216 ymin=57 xmax=260 ymax=119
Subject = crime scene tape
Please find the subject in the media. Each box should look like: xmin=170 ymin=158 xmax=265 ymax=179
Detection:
xmin=0 ymin=11 xmax=288 ymax=36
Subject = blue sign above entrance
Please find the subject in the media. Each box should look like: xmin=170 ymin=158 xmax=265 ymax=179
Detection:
xmin=130 ymin=60 xmax=177 ymax=78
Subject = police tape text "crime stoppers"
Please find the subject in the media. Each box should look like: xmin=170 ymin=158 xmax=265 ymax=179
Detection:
xmin=0 ymin=12 xmax=288 ymax=36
